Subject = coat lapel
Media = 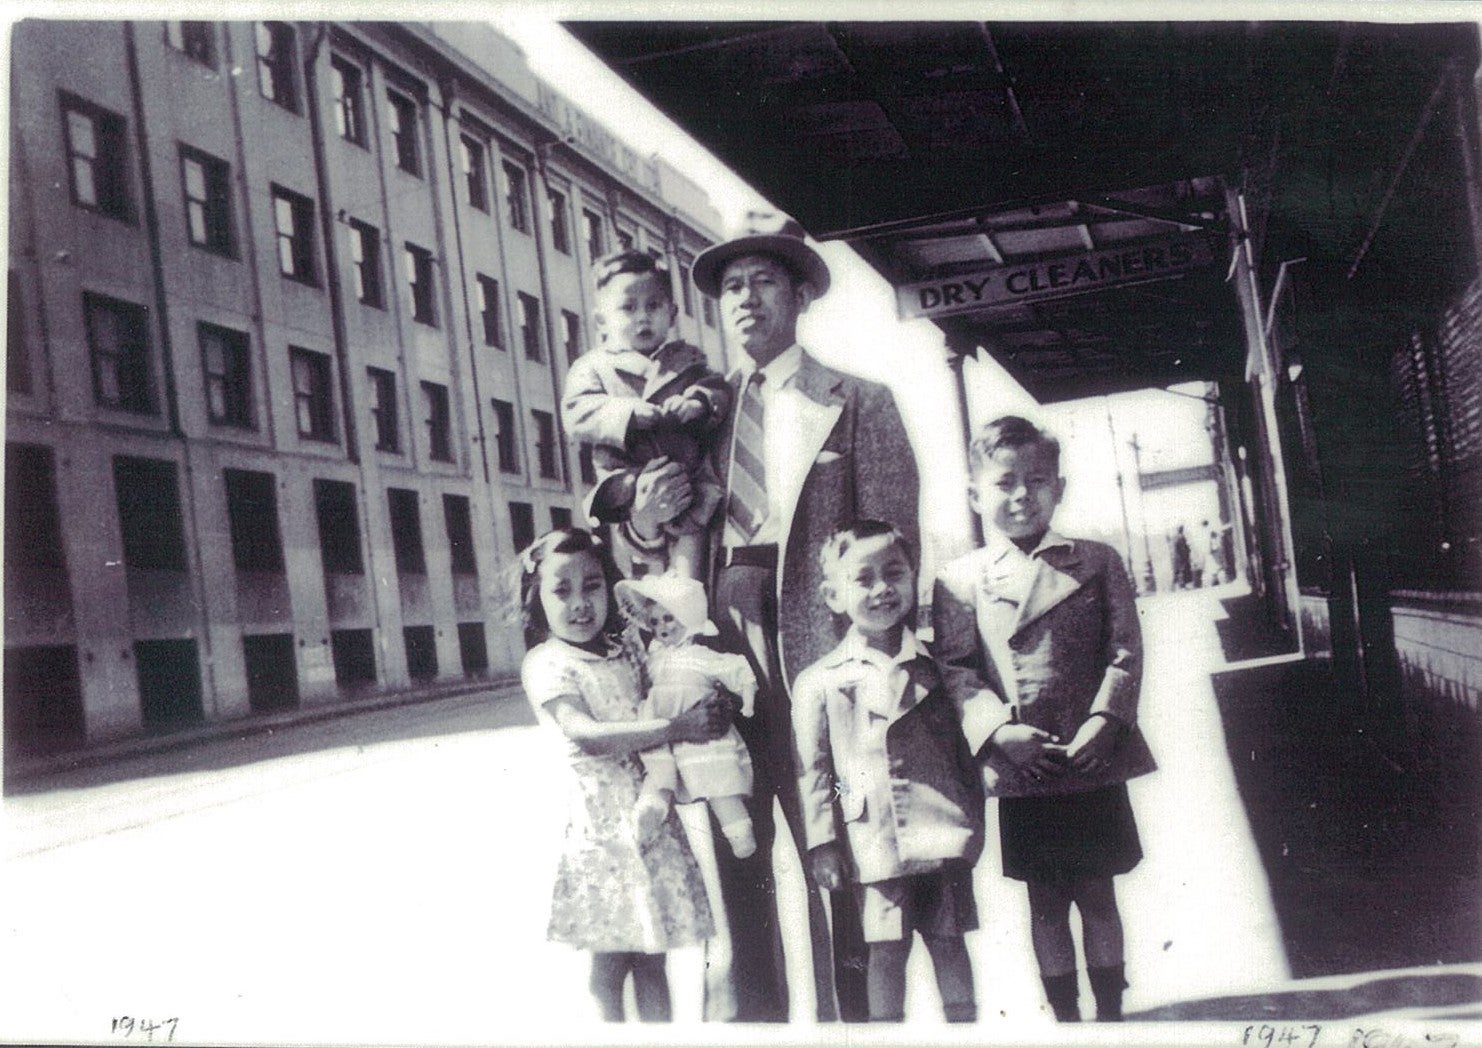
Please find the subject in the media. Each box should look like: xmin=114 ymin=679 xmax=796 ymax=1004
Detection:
xmin=1012 ymin=551 xmax=1085 ymax=635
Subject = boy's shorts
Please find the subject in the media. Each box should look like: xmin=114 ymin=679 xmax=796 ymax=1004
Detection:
xmin=856 ymin=864 xmax=978 ymax=943
xmin=999 ymin=783 xmax=1143 ymax=882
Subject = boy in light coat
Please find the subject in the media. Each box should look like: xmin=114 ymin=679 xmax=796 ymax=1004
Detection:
xmin=792 ymin=520 xmax=984 ymax=1023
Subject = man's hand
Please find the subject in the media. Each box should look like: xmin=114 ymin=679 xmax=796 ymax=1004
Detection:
xmin=808 ymin=842 xmax=849 ymax=891
xmin=1065 ymin=714 xmax=1122 ymax=773
xmin=666 ymin=693 xmax=731 ymax=744
xmin=628 ymin=457 xmax=693 ymax=540
xmin=662 ymin=395 xmax=707 ymax=425
xmin=988 ymin=722 xmax=1069 ymax=781
xmin=630 ymin=402 xmax=664 ymax=430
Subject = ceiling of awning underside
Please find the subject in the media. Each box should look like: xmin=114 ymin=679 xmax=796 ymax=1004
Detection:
xmin=569 ymin=20 xmax=1479 ymax=400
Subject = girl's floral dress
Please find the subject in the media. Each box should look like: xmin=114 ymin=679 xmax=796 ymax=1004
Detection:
xmin=522 ymin=636 xmax=713 ymax=952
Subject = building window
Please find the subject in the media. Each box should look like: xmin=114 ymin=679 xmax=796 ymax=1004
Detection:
xmin=199 ymin=323 xmax=253 ymax=429
xmin=314 ymin=478 xmax=363 ymax=574
xmin=290 ymin=346 xmax=335 ymax=442
xmin=6 ymin=444 xmax=66 ymax=571
xmin=550 ymin=506 xmax=573 ymax=530
xmin=404 ymin=625 xmax=438 ymax=680
xmin=243 ymin=633 xmax=298 ymax=712
xmin=331 ymin=56 xmax=366 ymax=146
xmin=367 ymin=367 xmax=399 ymax=453
xmin=677 ymin=253 xmax=695 ymax=317
xmin=164 ymin=22 xmax=214 ymax=66
xmin=9 ymin=271 xmax=31 ymax=395
xmin=255 ymin=22 xmax=298 ymax=112
xmin=423 ymin=381 xmax=453 ymax=463
xmin=112 ymin=456 xmax=187 ymax=571
xmin=517 ymin=292 xmax=543 ymax=361
xmin=616 ymin=228 xmax=634 ymax=250
xmin=224 ymin=468 xmax=284 ymax=573
xmin=701 ymin=293 xmax=716 ymax=328
xmin=405 ymin=243 xmax=436 ymax=326
xmin=272 ymin=185 xmax=316 ymax=284
xmin=348 ymin=219 xmax=382 ymax=307
xmin=549 ymin=189 xmax=571 ymax=254
xmin=578 ymin=443 xmax=597 ymax=485
xmin=562 ymin=309 xmax=583 ymax=364
xmin=179 ymin=145 xmax=233 ymax=256
xmin=583 ymin=208 xmax=605 ymax=263
xmin=509 ymin=501 xmax=536 ymax=554
xmin=330 ymin=628 xmax=376 ymax=687
xmin=476 ymin=274 xmax=502 ymax=347
xmin=492 ymin=399 xmax=519 ymax=474
xmin=457 ymin=622 xmax=489 ymax=676
xmin=461 ymin=134 xmax=488 ymax=212
xmin=387 ymin=90 xmax=420 ymax=176
xmin=444 ymin=494 xmax=477 ymax=576
xmin=84 ymin=292 xmax=153 ymax=414
xmin=61 ymin=93 xmax=131 ymax=221
xmin=387 ymin=488 xmax=426 ymax=574
xmin=532 ymin=409 xmax=560 ymax=480
xmin=502 ymin=160 xmax=529 ymax=233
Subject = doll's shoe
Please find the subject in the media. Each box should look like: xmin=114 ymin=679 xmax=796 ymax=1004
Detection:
xmin=721 ymin=819 xmax=757 ymax=859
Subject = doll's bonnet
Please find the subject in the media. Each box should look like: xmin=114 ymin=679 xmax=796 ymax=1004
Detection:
xmin=614 ymin=575 xmax=719 ymax=637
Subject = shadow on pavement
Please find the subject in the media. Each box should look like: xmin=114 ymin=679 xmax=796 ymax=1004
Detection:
xmin=6 ymin=686 xmax=536 ymax=796
xmin=1131 ymin=971 xmax=1482 ymax=1021
xmin=1211 ymin=658 xmax=1481 ymax=979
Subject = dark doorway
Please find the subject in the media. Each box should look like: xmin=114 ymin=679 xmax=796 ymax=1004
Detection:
xmin=403 ymin=625 xmax=437 ymax=680
xmin=457 ymin=622 xmax=489 ymax=677
xmin=4 ymin=644 xmax=84 ymax=756
xmin=242 ymin=633 xmax=299 ymax=712
xmin=133 ymin=639 xmax=204 ymax=732
xmin=330 ymin=628 xmax=376 ymax=690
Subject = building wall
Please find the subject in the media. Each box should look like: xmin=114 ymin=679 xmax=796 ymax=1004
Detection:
xmin=5 ymin=19 xmax=724 ymax=756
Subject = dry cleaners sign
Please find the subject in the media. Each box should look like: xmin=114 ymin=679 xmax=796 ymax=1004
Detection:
xmin=897 ymin=235 xmax=1216 ymax=320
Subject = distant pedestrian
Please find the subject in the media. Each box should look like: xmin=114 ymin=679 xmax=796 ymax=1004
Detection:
xmin=1200 ymin=519 xmax=1229 ymax=587
xmin=517 ymin=528 xmax=731 ymax=1022
xmin=934 ymin=416 xmax=1158 ymax=1023
xmin=1171 ymin=526 xmax=1193 ymax=590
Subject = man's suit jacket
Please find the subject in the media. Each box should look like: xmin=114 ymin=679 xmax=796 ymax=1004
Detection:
xmin=712 ymin=352 xmax=921 ymax=689
xmin=932 ymin=535 xmax=1157 ymax=798
xmin=793 ymin=639 xmax=984 ymax=884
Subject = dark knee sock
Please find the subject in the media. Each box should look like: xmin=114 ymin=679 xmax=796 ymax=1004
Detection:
xmin=1088 ymin=964 xmax=1127 ymax=1022
xmin=1040 ymin=971 xmax=1080 ymax=1022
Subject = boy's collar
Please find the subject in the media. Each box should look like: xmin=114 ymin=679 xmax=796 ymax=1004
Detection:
xmin=985 ymin=528 xmax=1074 ymax=561
xmin=823 ymin=625 xmax=922 ymax=669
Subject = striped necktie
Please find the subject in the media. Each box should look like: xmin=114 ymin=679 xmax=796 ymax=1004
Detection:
xmin=724 ymin=371 xmax=768 ymax=547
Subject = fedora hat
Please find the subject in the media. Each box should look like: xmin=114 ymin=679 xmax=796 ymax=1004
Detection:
xmin=691 ymin=210 xmax=831 ymax=298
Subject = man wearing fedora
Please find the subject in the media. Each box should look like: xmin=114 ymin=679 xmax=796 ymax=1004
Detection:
xmin=621 ymin=212 xmax=921 ymax=1022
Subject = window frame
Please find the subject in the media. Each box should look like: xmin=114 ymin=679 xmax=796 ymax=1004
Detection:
xmin=272 ymin=185 xmax=318 ymax=285
xmin=223 ymin=468 xmax=285 ymax=573
xmin=387 ymin=89 xmax=421 ymax=177
xmin=348 ymin=218 xmax=383 ymax=308
xmin=84 ymin=291 xmax=154 ymax=415
xmin=255 ymin=21 xmax=299 ymax=113
xmin=60 ymin=92 xmax=133 ymax=222
xmin=461 ymin=134 xmax=489 ymax=212
xmin=502 ymin=160 xmax=530 ymax=233
xmin=422 ymin=380 xmax=453 ymax=464
xmin=492 ymin=398 xmax=519 ymax=475
xmin=330 ymin=55 xmax=367 ymax=147
xmin=561 ymin=309 xmax=583 ymax=364
xmin=476 ymin=274 xmax=503 ymax=348
xmin=583 ymin=208 xmax=605 ymax=263
xmin=517 ymin=292 xmax=543 ymax=362
xmin=404 ymin=243 xmax=437 ymax=326
xmin=532 ymin=408 xmax=560 ymax=481
xmin=164 ymin=21 xmax=215 ymax=67
xmin=289 ymin=346 xmax=337 ymax=443
xmin=549 ymin=188 xmax=571 ymax=254
xmin=367 ymin=366 xmax=400 ymax=453
xmin=179 ymin=144 xmax=234 ymax=257
xmin=198 ymin=322 xmax=254 ymax=430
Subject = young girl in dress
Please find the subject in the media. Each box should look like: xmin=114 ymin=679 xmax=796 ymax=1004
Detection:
xmin=614 ymin=575 xmax=759 ymax=858
xmin=518 ymin=528 xmax=729 ymax=1022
